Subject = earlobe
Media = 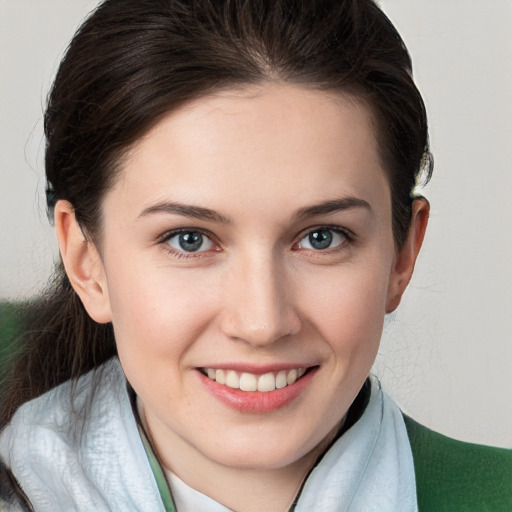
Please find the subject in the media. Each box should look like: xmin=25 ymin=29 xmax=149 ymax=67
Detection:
xmin=385 ymin=198 xmax=430 ymax=313
xmin=54 ymin=200 xmax=112 ymax=323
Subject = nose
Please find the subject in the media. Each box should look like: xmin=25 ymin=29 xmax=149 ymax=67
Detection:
xmin=219 ymin=254 xmax=301 ymax=346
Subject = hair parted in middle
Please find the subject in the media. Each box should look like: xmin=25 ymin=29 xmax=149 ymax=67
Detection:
xmin=46 ymin=0 xmax=432 ymax=247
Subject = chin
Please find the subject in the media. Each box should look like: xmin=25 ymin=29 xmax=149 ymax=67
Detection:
xmin=201 ymin=428 xmax=328 ymax=471
xmin=212 ymin=448 xmax=304 ymax=471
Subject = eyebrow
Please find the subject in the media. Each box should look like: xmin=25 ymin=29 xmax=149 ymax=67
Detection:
xmin=138 ymin=201 xmax=231 ymax=223
xmin=138 ymin=196 xmax=371 ymax=224
xmin=295 ymin=197 xmax=372 ymax=220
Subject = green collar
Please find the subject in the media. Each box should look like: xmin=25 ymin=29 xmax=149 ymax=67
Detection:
xmin=137 ymin=423 xmax=177 ymax=512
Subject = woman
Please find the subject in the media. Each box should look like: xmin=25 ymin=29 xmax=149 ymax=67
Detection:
xmin=0 ymin=1 xmax=510 ymax=511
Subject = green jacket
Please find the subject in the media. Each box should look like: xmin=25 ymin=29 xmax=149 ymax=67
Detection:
xmin=404 ymin=415 xmax=512 ymax=511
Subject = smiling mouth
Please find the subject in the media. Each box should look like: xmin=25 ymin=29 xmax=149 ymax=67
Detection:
xmin=200 ymin=367 xmax=309 ymax=392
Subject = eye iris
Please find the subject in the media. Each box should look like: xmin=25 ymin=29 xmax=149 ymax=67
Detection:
xmin=179 ymin=232 xmax=203 ymax=252
xmin=309 ymin=230 xmax=332 ymax=250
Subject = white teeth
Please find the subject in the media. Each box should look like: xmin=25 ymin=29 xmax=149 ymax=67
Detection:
xmin=257 ymin=372 xmax=276 ymax=392
xmin=216 ymin=369 xmax=226 ymax=385
xmin=204 ymin=367 xmax=308 ymax=392
xmin=287 ymin=369 xmax=298 ymax=385
xmin=240 ymin=372 xmax=258 ymax=391
xmin=275 ymin=370 xmax=287 ymax=389
xmin=226 ymin=370 xmax=239 ymax=388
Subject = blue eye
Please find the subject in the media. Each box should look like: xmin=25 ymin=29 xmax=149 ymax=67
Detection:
xmin=298 ymin=228 xmax=347 ymax=250
xmin=165 ymin=231 xmax=215 ymax=253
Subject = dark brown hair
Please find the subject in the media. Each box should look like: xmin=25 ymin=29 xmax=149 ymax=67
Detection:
xmin=1 ymin=0 xmax=432 ymax=426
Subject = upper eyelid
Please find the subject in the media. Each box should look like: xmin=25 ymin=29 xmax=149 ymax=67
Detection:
xmin=159 ymin=227 xmax=217 ymax=243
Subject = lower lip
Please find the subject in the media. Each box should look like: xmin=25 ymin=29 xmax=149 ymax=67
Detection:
xmin=198 ymin=368 xmax=317 ymax=413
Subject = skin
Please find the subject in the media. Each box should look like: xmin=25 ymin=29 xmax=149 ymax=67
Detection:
xmin=56 ymin=83 xmax=428 ymax=512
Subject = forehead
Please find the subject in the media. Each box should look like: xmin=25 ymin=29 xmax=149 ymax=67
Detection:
xmin=108 ymin=83 xmax=390 ymax=222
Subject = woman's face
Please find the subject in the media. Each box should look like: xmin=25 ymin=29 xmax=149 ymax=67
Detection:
xmin=80 ymin=84 xmax=414 ymax=471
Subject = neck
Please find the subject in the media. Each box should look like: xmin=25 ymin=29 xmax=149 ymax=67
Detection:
xmin=168 ymin=454 xmax=311 ymax=512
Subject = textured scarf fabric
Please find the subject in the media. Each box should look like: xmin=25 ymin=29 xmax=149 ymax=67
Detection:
xmin=295 ymin=376 xmax=417 ymax=511
xmin=0 ymin=359 xmax=165 ymax=512
xmin=0 ymin=359 xmax=417 ymax=512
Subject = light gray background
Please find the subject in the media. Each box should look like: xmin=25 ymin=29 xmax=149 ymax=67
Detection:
xmin=1 ymin=1 xmax=511 ymax=447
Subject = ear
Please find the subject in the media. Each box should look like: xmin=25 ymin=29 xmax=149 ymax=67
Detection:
xmin=385 ymin=198 xmax=430 ymax=313
xmin=54 ymin=200 xmax=112 ymax=323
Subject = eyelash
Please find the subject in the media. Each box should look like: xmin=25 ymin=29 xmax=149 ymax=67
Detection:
xmin=293 ymin=225 xmax=354 ymax=253
xmin=159 ymin=228 xmax=219 ymax=260
xmin=158 ymin=225 xmax=355 ymax=259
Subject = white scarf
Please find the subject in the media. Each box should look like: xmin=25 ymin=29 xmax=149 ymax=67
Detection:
xmin=0 ymin=359 xmax=417 ymax=512
xmin=295 ymin=376 xmax=417 ymax=511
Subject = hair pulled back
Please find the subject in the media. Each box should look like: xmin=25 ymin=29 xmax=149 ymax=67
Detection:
xmin=1 ymin=0 xmax=432 ymax=426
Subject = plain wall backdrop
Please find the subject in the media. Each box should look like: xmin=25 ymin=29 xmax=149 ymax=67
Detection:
xmin=1 ymin=0 xmax=511 ymax=447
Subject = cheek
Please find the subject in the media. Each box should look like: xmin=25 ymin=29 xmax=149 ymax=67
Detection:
xmin=301 ymin=260 xmax=391 ymax=354
xmin=105 ymin=260 xmax=218 ymax=358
